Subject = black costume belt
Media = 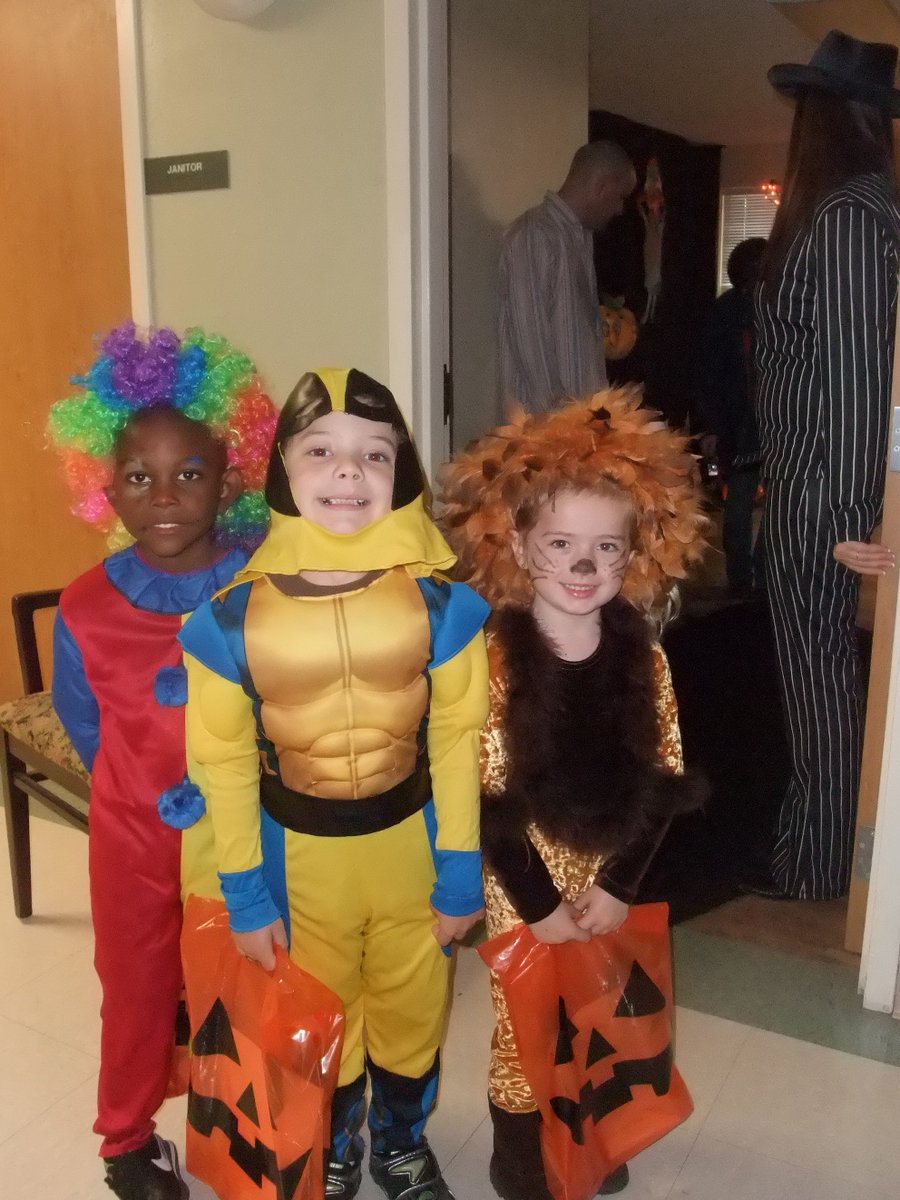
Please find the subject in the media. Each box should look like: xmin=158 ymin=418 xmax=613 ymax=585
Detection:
xmin=259 ymin=761 xmax=431 ymax=837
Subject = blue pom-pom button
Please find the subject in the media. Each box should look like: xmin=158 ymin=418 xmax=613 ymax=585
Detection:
xmin=154 ymin=664 xmax=188 ymax=707
xmin=157 ymin=776 xmax=206 ymax=829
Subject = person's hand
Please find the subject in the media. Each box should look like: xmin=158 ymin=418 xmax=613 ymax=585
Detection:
xmin=431 ymin=906 xmax=485 ymax=947
xmin=232 ymin=918 xmax=288 ymax=970
xmin=528 ymin=900 xmax=591 ymax=944
xmin=833 ymin=540 xmax=896 ymax=576
xmin=572 ymin=885 xmax=628 ymax=936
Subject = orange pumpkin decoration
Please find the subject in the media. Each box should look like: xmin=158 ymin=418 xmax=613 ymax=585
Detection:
xmin=181 ymin=896 xmax=344 ymax=1200
xmin=600 ymin=300 xmax=638 ymax=360
xmin=480 ymin=903 xmax=692 ymax=1200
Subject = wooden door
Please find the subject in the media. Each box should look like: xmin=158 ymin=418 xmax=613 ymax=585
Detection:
xmin=0 ymin=0 xmax=130 ymax=700
xmin=846 ymin=312 xmax=900 ymax=953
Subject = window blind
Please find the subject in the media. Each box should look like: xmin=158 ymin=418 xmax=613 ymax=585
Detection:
xmin=717 ymin=190 xmax=778 ymax=291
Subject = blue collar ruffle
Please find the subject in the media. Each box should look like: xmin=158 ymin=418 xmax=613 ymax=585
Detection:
xmin=104 ymin=545 xmax=249 ymax=614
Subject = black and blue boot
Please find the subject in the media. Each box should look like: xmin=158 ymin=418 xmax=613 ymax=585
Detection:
xmin=325 ymin=1073 xmax=367 ymax=1200
xmin=367 ymin=1055 xmax=454 ymax=1200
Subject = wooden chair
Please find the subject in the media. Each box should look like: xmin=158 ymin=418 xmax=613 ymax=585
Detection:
xmin=0 ymin=590 xmax=90 ymax=918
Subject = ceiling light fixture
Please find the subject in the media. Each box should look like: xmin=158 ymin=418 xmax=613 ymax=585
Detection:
xmin=193 ymin=0 xmax=276 ymax=20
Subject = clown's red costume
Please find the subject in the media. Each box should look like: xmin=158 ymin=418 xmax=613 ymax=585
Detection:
xmin=55 ymin=544 xmax=249 ymax=1156
xmin=47 ymin=321 xmax=275 ymax=1200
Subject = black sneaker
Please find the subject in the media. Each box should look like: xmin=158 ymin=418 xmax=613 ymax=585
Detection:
xmin=597 ymin=1162 xmax=630 ymax=1194
xmin=489 ymin=1151 xmax=629 ymax=1198
xmin=488 ymin=1152 xmax=554 ymax=1200
xmin=369 ymin=1140 xmax=454 ymax=1200
xmin=325 ymin=1156 xmax=363 ymax=1199
xmin=103 ymin=1134 xmax=189 ymax=1200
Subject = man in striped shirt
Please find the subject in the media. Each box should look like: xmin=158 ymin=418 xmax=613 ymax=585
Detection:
xmin=498 ymin=141 xmax=636 ymax=414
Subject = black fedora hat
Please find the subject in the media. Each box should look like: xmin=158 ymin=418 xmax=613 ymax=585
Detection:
xmin=769 ymin=29 xmax=900 ymax=116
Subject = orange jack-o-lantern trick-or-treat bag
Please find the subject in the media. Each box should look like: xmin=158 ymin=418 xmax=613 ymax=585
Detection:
xmin=480 ymin=902 xmax=692 ymax=1200
xmin=181 ymin=896 xmax=345 ymax=1200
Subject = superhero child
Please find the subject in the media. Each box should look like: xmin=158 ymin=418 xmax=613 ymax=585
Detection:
xmin=439 ymin=390 xmax=707 ymax=1200
xmin=178 ymin=368 xmax=489 ymax=1200
xmin=48 ymin=322 xmax=275 ymax=1200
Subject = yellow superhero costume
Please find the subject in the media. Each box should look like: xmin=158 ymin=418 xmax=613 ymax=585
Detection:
xmin=179 ymin=368 xmax=489 ymax=1174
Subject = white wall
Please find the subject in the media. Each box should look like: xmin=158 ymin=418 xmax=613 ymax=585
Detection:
xmin=449 ymin=0 xmax=590 ymax=451
xmin=720 ymin=142 xmax=787 ymax=191
xmin=137 ymin=0 xmax=389 ymax=405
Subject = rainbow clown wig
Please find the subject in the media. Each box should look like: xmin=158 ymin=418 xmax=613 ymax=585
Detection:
xmin=48 ymin=321 xmax=277 ymax=551
xmin=438 ymin=388 xmax=708 ymax=622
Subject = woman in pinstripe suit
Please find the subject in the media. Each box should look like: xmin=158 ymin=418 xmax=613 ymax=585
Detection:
xmin=753 ymin=31 xmax=899 ymax=900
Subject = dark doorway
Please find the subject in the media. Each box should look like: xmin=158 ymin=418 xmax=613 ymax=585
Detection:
xmin=590 ymin=108 xmax=721 ymax=430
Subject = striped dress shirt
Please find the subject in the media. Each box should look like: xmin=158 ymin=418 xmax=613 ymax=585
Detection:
xmin=754 ymin=170 xmax=900 ymax=899
xmin=497 ymin=191 xmax=607 ymax=414
xmin=757 ymin=172 xmax=900 ymax=541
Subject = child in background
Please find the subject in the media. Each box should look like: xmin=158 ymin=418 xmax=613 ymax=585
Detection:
xmin=179 ymin=368 xmax=489 ymax=1200
xmin=49 ymin=323 xmax=275 ymax=1200
xmin=439 ymin=391 xmax=706 ymax=1199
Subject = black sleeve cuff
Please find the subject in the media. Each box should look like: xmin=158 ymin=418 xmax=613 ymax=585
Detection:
xmin=484 ymin=833 xmax=561 ymax=924
xmin=595 ymin=819 xmax=671 ymax=904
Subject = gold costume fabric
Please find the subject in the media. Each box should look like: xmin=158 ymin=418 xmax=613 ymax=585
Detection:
xmin=244 ymin=569 xmax=433 ymax=798
xmin=481 ymin=634 xmax=683 ymax=1112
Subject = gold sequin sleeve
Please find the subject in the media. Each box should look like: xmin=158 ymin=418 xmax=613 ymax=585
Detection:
xmin=652 ymin=641 xmax=683 ymax=772
xmin=480 ymin=632 xmax=510 ymax=798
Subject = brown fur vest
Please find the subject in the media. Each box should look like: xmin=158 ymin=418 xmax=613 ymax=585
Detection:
xmin=482 ymin=599 xmax=702 ymax=858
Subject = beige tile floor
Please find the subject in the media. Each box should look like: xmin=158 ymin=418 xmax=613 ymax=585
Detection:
xmin=2 ymin=817 xmax=900 ymax=1200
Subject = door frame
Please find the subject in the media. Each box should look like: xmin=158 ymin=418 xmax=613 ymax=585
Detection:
xmin=384 ymin=0 xmax=450 ymax=478
xmin=860 ymin=590 xmax=900 ymax=1013
xmin=857 ymin=308 xmax=900 ymax=1013
xmin=114 ymin=0 xmax=153 ymax=325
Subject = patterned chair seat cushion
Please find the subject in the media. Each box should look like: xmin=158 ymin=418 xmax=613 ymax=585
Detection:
xmin=0 ymin=690 xmax=91 ymax=784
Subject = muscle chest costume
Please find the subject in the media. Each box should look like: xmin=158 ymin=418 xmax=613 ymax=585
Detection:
xmin=179 ymin=368 xmax=490 ymax=1164
xmin=479 ymin=600 xmax=697 ymax=1115
xmin=52 ymin=545 xmax=249 ymax=1157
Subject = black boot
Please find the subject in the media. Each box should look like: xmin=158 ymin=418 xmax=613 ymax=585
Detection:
xmin=103 ymin=1135 xmax=188 ymax=1200
xmin=488 ymin=1100 xmax=553 ymax=1200
xmin=325 ymin=1072 xmax=367 ymax=1199
xmin=488 ymin=1099 xmax=629 ymax=1198
xmin=367 ymin=1053 xmax=440 ymax=1156
xmin=367 ymin=1055 xmax=454 ymax=1199
xmin=597 ymin=1162 xmax=630 ymax=1194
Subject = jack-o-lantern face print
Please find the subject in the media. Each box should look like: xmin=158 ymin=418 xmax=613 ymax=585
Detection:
xmin=548 ymin=959 xmax=672 ymax=1145
xmin=481 ymin=903 xmax=693 ymax=1200
xmin=189 ymin=994 xmax=318 ymax=1199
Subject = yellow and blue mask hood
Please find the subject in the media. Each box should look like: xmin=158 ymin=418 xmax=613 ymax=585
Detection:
xmin=252 ymin=367 xmax=455 ymax=578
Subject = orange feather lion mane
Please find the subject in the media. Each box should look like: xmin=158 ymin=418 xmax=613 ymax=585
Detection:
xmin=437 ymin=388 xmax=708 ymax=618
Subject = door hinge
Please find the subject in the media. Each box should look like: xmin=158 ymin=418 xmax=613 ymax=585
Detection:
xmin=854 ymin=825 xmax=875 ymax=881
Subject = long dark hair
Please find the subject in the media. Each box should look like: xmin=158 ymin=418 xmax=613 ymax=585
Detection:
xmin=762 ymin=89 xmax=897 ymax=283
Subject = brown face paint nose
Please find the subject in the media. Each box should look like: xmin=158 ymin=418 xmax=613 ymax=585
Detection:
xmin=571 ymin=558 xmax=596 ymax=576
